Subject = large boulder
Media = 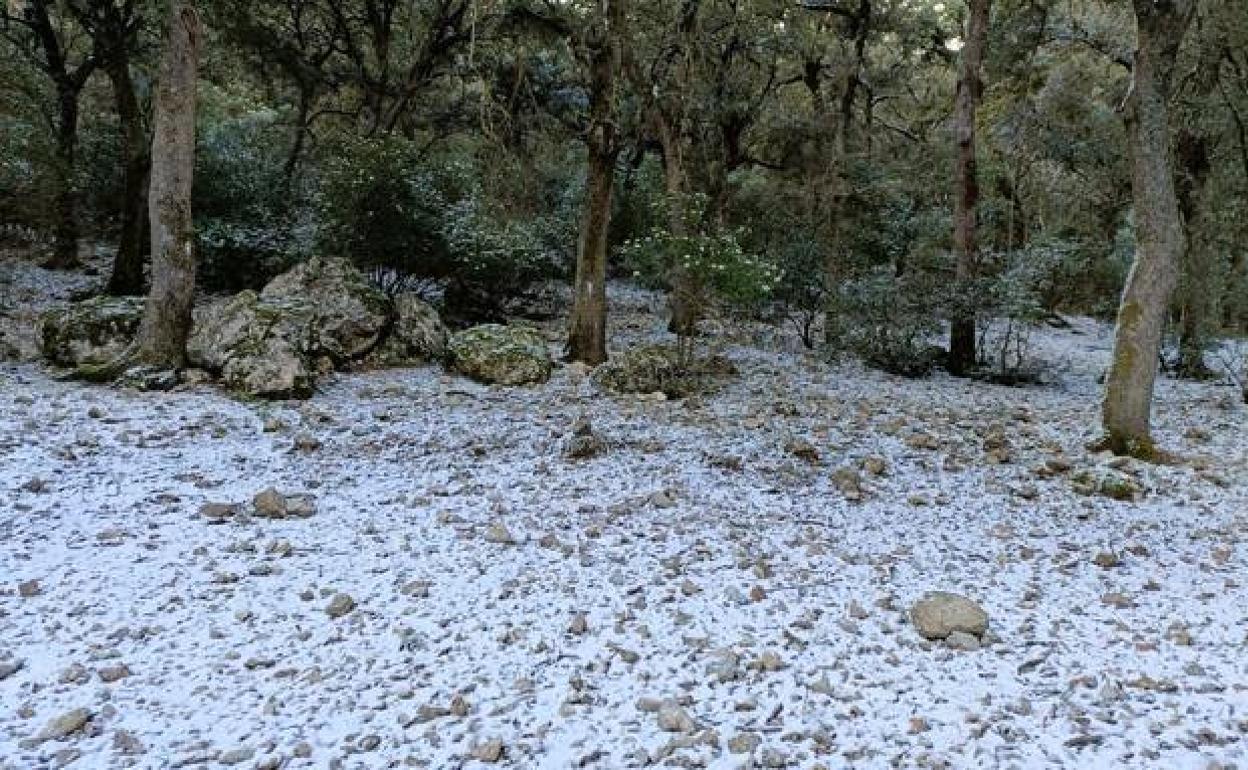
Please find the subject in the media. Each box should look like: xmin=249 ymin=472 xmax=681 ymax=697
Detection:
xmin=188 ymin=291 xmax=316 ymax=399
xmin=39 ymin=296 xmax=145 ymax=367
xmin=592 ymin=344 xmax=737 ymax=398
xmin=259 ymin=257 xmax=390 ymax=362
xmin=909 ymin=591 xmax=989 ymax=641
xmin=448 ymin=324 xmax=551 ymax=385
xmin=371 ymin=292 xmax=448 ymax=365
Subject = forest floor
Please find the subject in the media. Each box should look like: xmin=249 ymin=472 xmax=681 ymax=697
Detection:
xmin=2 ymin=254 xmax=1248 ymax=769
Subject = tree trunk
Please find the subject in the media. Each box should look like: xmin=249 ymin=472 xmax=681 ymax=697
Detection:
xmin=656 ymin=115 xmax=698 ymax=340
xmin=1174 ymin=130 xmax=1212 ymax=378
xmin=47 ymin=87 xmax=81 ymax=270
xmin=947 ymin=0 xmax=991 ymax=376
xmin=567 ymin=0 xmax=623 ymax=365
xmin=105 ymin=58 xmax=150 ymax=296
xmin=130 ymin=1 xmax=201 ymax=368
xmin=1101 ymin=0 xmax=1195 ymax=456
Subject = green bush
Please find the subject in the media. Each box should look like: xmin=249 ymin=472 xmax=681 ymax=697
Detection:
xmin=195 ymin=111 xmax=312 ymax=291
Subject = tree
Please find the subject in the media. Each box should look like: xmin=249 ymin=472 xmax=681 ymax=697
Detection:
xmin=67 ymin=0 xmax=151 ymax=295
xmin=947 ymin=0 xmax=990 ymax=376
xmin=1 ymin=0 xmax=99 ymax=268
xmin=1100 ymin=0 xmax=1196 ymax=456
xmin=128 ymin=0 xmax=200 ymax=367
xmin=567 ymin=0 xmax=626 ymax=365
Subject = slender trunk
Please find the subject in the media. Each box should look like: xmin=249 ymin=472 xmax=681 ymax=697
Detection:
xmin=948 ymin=0 xmax=991 ymax=376
xmin=1175 ymin=130 xmax=1211 ymax=378
xmin=568 ymin=0 xmax=624 ymax=365
xmin=568 ymin=146 xmax=617 ymax=364
xmin=47 ymin=88 xmax=81 ymax=269
xmin=105 ymin=58 xmax=150 ymax=296
xmin=656 ymin=114 xmax=698 ymax=339
xmin=131 ymin=1 xmax=201 ymax=368
xmin=1101 ymin=0 xmax=1195 ymax=456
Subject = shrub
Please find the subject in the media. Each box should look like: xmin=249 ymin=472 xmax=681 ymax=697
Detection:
xmin=195 ymin=111 xmax=312 ymax=291
xmin=837 ymin=269 xmax=946 ymax=377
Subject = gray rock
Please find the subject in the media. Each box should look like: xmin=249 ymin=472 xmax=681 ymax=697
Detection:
xmin=591 ymin=344 xmax=737 ymax=398
xmin=39 ymin=296 xmax=144 ymax=367
xmin=372 ymin=293 xmax=448 ymax=365
xmin=0 ymin=658 xmax=24 ymax=681
xmin=252 ymin=488 xmax=288 ymax=518
xmin=37 ymin=708 xmax=92 ymax=742
xmin=910 ymin=591 xmax=989 ymax=640
xmin=448 ymin=324 xmax=552 ymax=385
xmin=325 ymin=593 xmax=356 ymax=619
xmin=656 ymin=702 xmax=697 ymax=733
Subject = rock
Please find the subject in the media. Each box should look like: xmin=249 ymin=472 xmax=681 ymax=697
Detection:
xmin=292 ymin=432 xmax=321 ymax=452
xmin=1072 ymin=468 xmax=1141 ymax=502
xmin=217 ymin=746 xmax=255 ymax=765
xmin=188 ymin=292 xmax=316 ymax=399
xmin=447 ymin=324 xmax=552 ymax=385
xmin=39 ymin=296 xmax=144 ymax=367
xmin=259 ymin=256 xmax=391 ymax=362
xmin=910 ymin=591 xmax=989 ymax=641
xmin=786 ymin=438 xmax=820 ymax=464
xmin=728 ymin=732 xmax=762 ymax=754
xmin=325 ymin=593 xmax=356 ymax=619
xmin=37 ymin=708 xmax=92 ymax=742
xmin=484 ymin=522 xmax=516 ymax=545
xmin=112 ymin=729 xmax=145 ymax=755
xmin=471 ymin=738 xmax=505 ymax=763
xmin=945 ymin=631 xmax=982 ymax=651
xmin=657 ymin=703 xmax=697 ymax=733
xmin=591 ymin=344 xmax=737 ymax=398
xmin=371 ymin=292 xmax=448 ymax=365
xmin=568 ymin=613 xmax=589 ymax=635
xmin=0 ymin=659 xmax=24 ymax=681
xmin=252 ymin=488 xmax=288 ymax=518
xmin=564 ymin=416 xmax=607 ymax=459
xmin=1093 ymin=551 xmax=1120 ymax=569
xmin=17 ymin=579 xmax=41 ymax=597
xmin=97 ymin=664 xmax=131 ymax=683
xmin=198 ymin=502 xmax=241 ymax=523
xmin=832 ymin=467 xmax=864 ymax=500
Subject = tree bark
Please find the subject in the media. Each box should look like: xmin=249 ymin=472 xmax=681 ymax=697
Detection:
xmin=567 ymin=0 xmax=624 ymax=366
xmin=130 ymin=1 xmax=201 ymax=368
xmin=1174 ymin=129 xmax=1212 ymax=378
xmin=47 ymin=86 xmax=82 ymax=269
xmin=947 ymin=0 xmax=991 ymax=376
xmin=1101 ymin=0 xmax=1195 ymax=456
xmin=105 ymin=57 xmax=150 ymax=296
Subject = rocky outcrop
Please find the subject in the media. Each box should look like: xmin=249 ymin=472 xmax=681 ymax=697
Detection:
xmin=371 ymin=292 xmax=448 ymax=365
xmin=38 ymin=257 xmax=450 ymax=399
xmin=591 ymin=344 xmax=737 ymax=398
xmin=448 ymin=324 xmax=551 ymax=385
xmin=39 ymin=296 xmax=145 ymax=367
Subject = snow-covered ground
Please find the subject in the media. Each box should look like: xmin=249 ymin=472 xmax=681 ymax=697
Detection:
xmin=2 ymin=261 xmax=1248 ymax=769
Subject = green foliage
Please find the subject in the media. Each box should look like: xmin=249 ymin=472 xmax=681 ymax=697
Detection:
xmin=195 ymin=111 xmax=312 ymax=291
xmin=621 ymin=193 xmax=781 ymax=316
xmin=836 ymin=270 xmax=947 ymax=378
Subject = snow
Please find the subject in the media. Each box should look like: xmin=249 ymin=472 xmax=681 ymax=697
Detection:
xmin=2 ymin=271 xmax=1248 ymax=768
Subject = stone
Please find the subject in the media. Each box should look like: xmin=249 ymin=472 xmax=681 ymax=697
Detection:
xmin=0 ymin=659 xmax=23 ymax=681
xmin=910 ymin=591 xmax=989 ymax=641
xmin=39 ymin=296 xmax=144 ymax=367
xmin=591 ymin=344 xmax=737 ymax=398
xmin=188 ymin=291 xmax=317 ymax=399
xmin=198 ymin=502 xmax=241 ymax=523
xmin=447 ymin=324 xmax=552 ymax=385
xmin=37 ymin=708 xmax=92 ymax=742
xmin=253 ymin=488 xmax=288 ymax=518
xmin=17 ymin=579 xmax=40 ymax=597
xmin=325 ymin=593 xmax=356 ymax=619
xmin=657 ymin=703 xmax=697 ymax=733
xmin=471 ymin=738 xmax=505 ymax=763
xmin=259 ymin=256 xmax=391 ymax=362
xmin=371 ymin=292 xmax=448 ymax=365
xmin=945 ymin=631 xmax=982 ymax=651
xmin=484 ymin=522 xmax=516 ymax=545
xmin=97 ymin=664 xmax=131 ymax=683
xmin=218 ymin=746 xmax=255 ymax=765
xmin=728 ymin=732 xmax=761 ymax=754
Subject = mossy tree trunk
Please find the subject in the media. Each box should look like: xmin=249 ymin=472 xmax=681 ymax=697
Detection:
xmin=129 ymin=1 xmax=201 ymax=368
xmin=1101 ymin=0 xmax=1196 ymax=455
xmin=947 ymin=0 xmax=990 ymax=376
xmin=567 ymin=0 xmax=624 ymax=366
